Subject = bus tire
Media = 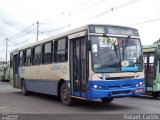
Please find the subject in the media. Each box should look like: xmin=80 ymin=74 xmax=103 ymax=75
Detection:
xmin=60 ymin=82 xmax=73 ymax=106
xmin=101 ymin=98 xmax=113 ymax=103
xmin=21 ymin=80 xmax=29 ymax=96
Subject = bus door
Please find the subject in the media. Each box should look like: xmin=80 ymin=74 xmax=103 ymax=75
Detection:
xmin=69 ymin=32 xmax=88 ymax=98
xmin=13 ymin=53 xmax=19 ymax=88
xmin=144 ymin=52 xmax=155 ymax=90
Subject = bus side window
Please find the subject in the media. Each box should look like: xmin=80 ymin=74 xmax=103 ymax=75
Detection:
xmin=19 ymin=50 xmax=24 ymax=66
xmin=33 ymin=45 xmax=41 ymax=65
xmin=54 ymin=38 xmax=68 ymax=62
xmin=42 ymin=42 xmax=53 ymax=64
xmin=25 ymin=48 xmax=32 ymax=66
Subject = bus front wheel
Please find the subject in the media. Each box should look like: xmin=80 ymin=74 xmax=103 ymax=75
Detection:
xmin=21 ymin=80 xmax=29 ymax=96
xmin=101 ymin=98 xmax=113 ymax=103
xmin=60 ymin=83 xmax=73 ymax=106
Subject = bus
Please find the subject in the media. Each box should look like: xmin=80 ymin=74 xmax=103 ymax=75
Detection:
xmin=10 ymin=24 xmax=145 ymax=105
xmin=143 ymin=44 xmax=160 ymax=98
xmin=0 ymin=63 xmax=10 ymax=82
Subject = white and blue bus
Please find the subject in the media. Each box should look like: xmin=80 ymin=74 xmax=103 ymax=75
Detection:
xmin=10 ymin=24 xmax=145 ymax=105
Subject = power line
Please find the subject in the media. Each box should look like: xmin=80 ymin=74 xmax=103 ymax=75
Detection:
xmin=9 ymin=23 xmax=35 ymax=40
xmin=9 ymin=36 xmax=35 ymax=47
xmin=91 ymin=0 xmax=142 ymax=19
xmin=42 ymin=25 xmax=69 ymax=36
xmin=134 ymin=18 xmax=160 ymax=25
xmin=71 ymin=0 xmax=106 ymax=15
xmin=4 ymin=0 xmax=143 ymax=49
xmin=42 ymin=0 xmax=92 ymax=25
xmin=136 ymin=12 xmax=160 ymax=23
xmin=0 ymin=0 xmax=147 ymax=62
xmin=42 ymin=0 xmax=107 ymax=26
xmin=68 ymin=0 xmax=142 ymax=26
xmin=114 ymin=0 xmax=141 ymax=10
xmin=10 ymin=27 xmax=36 ymax=40
xmin=41 ymin=0 xmax=142 ymax=33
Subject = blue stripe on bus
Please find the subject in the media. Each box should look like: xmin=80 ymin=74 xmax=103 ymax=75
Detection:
xmin=24 ymin=78 xmax=145 ymax=100
xmin=25 ymin=80 xmax=59 ymax=95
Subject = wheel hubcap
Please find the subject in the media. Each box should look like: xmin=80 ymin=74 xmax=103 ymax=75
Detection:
xmin=62 ymin=87 xmax=68 ymax=100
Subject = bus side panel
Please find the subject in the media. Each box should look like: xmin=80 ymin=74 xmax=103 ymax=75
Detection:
xmin=19 ymin=63 xmax=70 ymax=95
xmin=25 ymin=80 xmax=59 ymax=95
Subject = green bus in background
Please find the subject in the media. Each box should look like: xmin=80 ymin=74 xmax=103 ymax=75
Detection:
xmin=143 ymin=44 xmax=160 ymax=98
xmin=0 ymin=63 xmax=10 ymax=82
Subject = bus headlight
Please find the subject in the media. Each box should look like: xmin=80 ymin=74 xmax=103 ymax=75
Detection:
xmin=136 ymin=82 xmax=144 ymax=87
xmin=92 ymin=85 xmax=104 ymax=89
xmin=139 ymin=82 xmax=143 ymax=86
xmin=99 ymin=86 xmax=102 ymax=89
xmin=93 ymin=85 xmax=98 ymax=89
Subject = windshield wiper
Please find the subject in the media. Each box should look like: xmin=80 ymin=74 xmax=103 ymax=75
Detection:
xmin=123 ymin=36 xmax=131 ymax=48
xmin=103 ymin=34 xmax=119 ymax=59
xmin=121 ymin=36 xmax=131 ymax=60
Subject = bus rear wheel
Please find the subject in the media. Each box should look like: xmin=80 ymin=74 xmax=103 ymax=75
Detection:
xmin=60 ymin=83 xmax=73 ymax=106
xmin=101 ymin=98 xmax=113 ymax=103
xmin=21 ymin=80 xmax=29 ymax=96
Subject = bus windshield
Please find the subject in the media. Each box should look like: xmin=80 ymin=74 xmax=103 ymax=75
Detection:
xmin=91 ymin=35 xmax=143 ymax=72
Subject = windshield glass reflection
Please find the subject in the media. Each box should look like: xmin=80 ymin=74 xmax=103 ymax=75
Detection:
xmin=91 ymin=36 xmax=143 ymax=72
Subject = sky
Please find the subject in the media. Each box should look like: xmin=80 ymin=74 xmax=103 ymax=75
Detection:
xmin=0 ymin=0 xmax=160 ymax=61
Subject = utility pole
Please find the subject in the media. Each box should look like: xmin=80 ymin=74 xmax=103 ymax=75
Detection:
xmin=6 ymin=38 xmax=8 ymax=63
xmin=36 ymin=21 xmax=39 ymax=42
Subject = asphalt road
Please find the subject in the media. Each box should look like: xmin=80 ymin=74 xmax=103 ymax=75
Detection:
xmin=0 ymin=82 xmax=160 ymax=120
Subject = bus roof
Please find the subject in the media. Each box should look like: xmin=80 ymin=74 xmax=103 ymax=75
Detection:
xmin=10 ymin=25 xmax=89 ymax=53
xmin=10 ymin=24 xmax=138 ymax=53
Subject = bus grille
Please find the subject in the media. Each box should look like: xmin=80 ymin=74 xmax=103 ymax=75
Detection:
xmin=109 ymin=84 xmax=132 ymax=89
xmin=105 ymin=76 xmax=134 ymax=80
xmin=111 ymin=90 xmax=131 ymax=95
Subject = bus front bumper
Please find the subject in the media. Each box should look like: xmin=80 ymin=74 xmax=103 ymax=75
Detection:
xmin=87 ymin=79 xmax=145 ymax=99
xmin=88 ymin=86 xmax=145 ymax=99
